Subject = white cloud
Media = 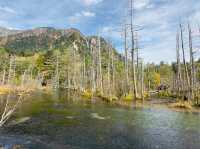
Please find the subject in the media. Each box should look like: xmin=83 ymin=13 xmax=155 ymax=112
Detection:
xmin=135 ymin=0 xmax=150 ymax=10
xmin=0 ymin=0 xmax=199 ymax=63
xmin=101 ymin=26 xmax=121 ymax=40
xmin=190 ymin=11 xmax=200 ymax=23
xmin=67 ymin=11 xmax=95 ymax=25
xmin=0 ymin=6 xmax=16 ymax=14
xmin=82 ymin=0 xmax=103 ymax=6
xmin=130 ymin=0 xmax=197 ymax=63
xmin=82 ymin=11 xmax=96 ymax=17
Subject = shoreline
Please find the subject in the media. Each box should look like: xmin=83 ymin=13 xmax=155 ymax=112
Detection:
xmin=1 ymin=86 xmax=200 ymax=114
xmin=98 ymin=97 xmax=200 ymax=113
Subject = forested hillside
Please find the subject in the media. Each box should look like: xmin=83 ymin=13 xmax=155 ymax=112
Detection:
xmin=0 ymin=27 xmax=130 ymax=98
xmin=1 ymin=25 xmax=200 ymax=103
xmin=0 ymin=27 xmax=88 ymax=55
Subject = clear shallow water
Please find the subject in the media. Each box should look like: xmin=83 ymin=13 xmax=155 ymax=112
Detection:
xmin=0 ymin=91 xmax=200 ymax=149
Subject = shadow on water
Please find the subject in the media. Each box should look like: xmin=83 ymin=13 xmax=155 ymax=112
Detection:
xmin=0 ymin=89 xmax=200 ymax=149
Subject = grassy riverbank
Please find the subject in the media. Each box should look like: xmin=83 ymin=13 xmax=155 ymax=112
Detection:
xmin=1 ymin=86 xmax=200 ymax=117
xmin=80 ymin=89 xmax=200 ymax=112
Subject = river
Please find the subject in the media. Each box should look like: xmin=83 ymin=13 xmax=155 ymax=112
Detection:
xmin=0 ymin=91 xmax=200 ymax=149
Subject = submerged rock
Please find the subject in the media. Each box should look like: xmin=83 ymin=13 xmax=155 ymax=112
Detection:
xmin=65 ymin=116 xmax=74 ymax=119
xmin=91 ymin=113 xmax=109 ymax=120
xmin=10 ymin=117 xmax=31 ymax=125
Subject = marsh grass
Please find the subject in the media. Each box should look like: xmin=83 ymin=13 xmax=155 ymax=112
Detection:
xmin=170 ymin=100 xmax=192 ymax=109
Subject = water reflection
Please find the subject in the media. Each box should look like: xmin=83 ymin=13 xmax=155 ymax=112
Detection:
xmin=0 ymin=91 xmax=200 ymax=149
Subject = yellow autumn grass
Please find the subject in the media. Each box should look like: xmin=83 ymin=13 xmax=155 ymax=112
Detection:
xmin=0 ymin=86 xmax=10 ymax=95
xmin=170 ymin=100 xmax=192 ymax=109
xmin=82 ymin=90 xmax=93 ymax=99
xmin=0 ymin=85 xmax=34 ymax=95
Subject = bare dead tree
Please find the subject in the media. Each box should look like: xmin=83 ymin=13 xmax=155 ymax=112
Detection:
xmin=98 ymin=32 xmax=103 ymax=95
xmin=73 ymin=42 xmax=77 ymax=88
xmin=130 ymin=0 xmax=138 ymax=99
xmin=0 ymin=92 xmax=24 ymax=127
xmin=124 ymin=24 xmax=130 ymax=94
xmin=90 ymin=38 xmax=97 ymax=93
xmin=21 ymin=70 xmax=27 ymax=87
xmin=135 ymin=32 xmax=141 ymax=96
xmin=54 ymin=52 xmax=60 ymax=89
xmin=188 ymin=23 xmax=195 ymax=100
xmin=107 ymin=43 xmax=112 ymax=98
xmin=135 ymin=32 xmax=139 ymax=80
xmin=7 ymin=55 xmax=15 ymax=85
xmin=140 ymin=59 xmax=144 ymax=101
xmin=1 ymin=68 xmax=6 ymax=85
xmin=82 ymin=43 xmax=86 ymax=91
xmin=111 ymin=45 xmax=115 ymax=94
xmin=176 ymin=31 xmax=182 ymax=96
xmin=147 ymin=64 xmax=151 ymax=92
xmin=180 ymin=24 xmax=190 ymax=95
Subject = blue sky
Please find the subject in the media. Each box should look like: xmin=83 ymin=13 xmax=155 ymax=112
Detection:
xmin=0 ymin=0 xmax=200 ymax=63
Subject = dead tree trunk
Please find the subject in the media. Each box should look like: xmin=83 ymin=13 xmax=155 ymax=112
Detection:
xmin=12 ymin=56 xmax=15 ymax=85
xmin=82 ymin=39 xmax=88 ymax=91
xmin=176 ymin=32 xmax=182 ymax=96
xmin=108 ymin=44 xmax=111 ymax=97
xmin=21 ymin=70 xmax=27 ymax=87
xmin=90 ymin=39 xmax=96 ymax=93
xmin=7 ymin=55 xmax=15 ymax=85
xmin=73 ymin=41 xmax=79 ymax=89
xmin=135 ymin=32 xmax=141 ymax=96
xmin=1 ymin=68 xmax=6 ymax=85
xmin=111 ymin=47 xmax=115 ymax=94
xmin=124 ymin=24 xmax=129 ymax=94
xmin=130 ymin=0 xmax=138 ymax=99
xmin=180 ymin=24 xmax=190 ymax=98
xmin=54 ymin=52 xmax=59 ymax=89
xmin=98 ymin=34 xmax=103 ymax=95
xmin=188 ymin=23 xmax=195 ymax=100
xmin=67 ymin=65 xmax=71 ymax=89
xmin=140 ymin=59 xmax=144 ymax=101
xmin=0 ymin=92 xmax=25 ymax=127
xmin=135 ymin=32 xmax=139 ymax=81
xmin=147 ymin=65 xmax=151 ymax=92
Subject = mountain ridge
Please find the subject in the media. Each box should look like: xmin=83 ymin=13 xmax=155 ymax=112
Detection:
xmin=0 ymin=26 xmax=122 ymax=64
xmin=0 ymin=27 xmax=87 ymax=55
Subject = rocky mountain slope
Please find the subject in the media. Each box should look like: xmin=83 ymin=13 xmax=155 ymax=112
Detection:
xmin=0 ymin=27 xmax=87 ymax=55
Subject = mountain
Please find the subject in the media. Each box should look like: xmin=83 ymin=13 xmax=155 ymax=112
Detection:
xmin=0 ymin=26 xmax=123 ymax=64
xmin=0 ymin=26 xmax=124 ymax=91
xmin=0 ymin=27 xmax=87 ymax=55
